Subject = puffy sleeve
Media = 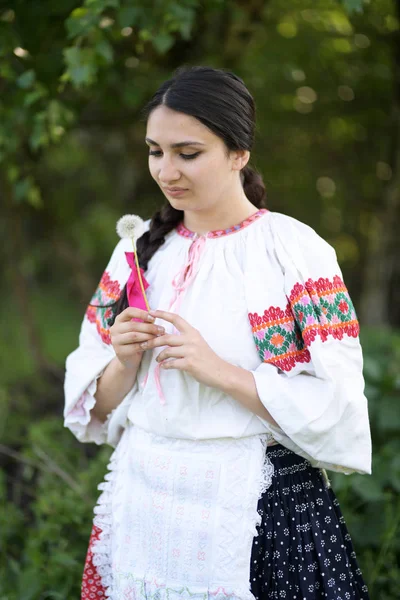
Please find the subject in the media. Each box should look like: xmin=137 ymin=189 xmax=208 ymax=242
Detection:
xmin=248 ymin=212 xmax=372 ymax=475
xmin=63 ymin=238 xmax=133 ymax=446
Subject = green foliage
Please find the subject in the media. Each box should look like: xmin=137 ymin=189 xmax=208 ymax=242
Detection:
xmin=0 ymin=413 xmax=111 ymax=598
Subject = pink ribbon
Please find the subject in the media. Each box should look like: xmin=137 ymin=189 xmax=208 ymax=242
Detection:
xmin=154 ymin=235 xmax=207 ymax=405
xmin=125 ymin=251 xmax=150 ymax=321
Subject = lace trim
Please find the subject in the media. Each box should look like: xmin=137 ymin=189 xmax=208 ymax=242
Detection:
xmin=258 ymin=451 xmax=275 ymax=496
xmin=92 ymin=433 xmax=128 ymax=597
xmin=102 ymin=577 xmax=257 ymax=600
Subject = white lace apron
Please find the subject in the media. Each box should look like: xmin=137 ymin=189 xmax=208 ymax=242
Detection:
xmin=92 ymin=424 xmax=275 ymax=600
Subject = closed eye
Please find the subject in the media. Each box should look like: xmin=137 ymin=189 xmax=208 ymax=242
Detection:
xmin=149 ymin=150 xmax=201 ymax=160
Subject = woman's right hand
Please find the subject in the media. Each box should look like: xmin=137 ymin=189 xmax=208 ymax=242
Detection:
xmin=110 ymin=307 xmax=165 ymax=368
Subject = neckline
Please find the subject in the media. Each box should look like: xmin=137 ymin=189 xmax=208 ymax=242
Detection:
xmin=176 ymin=208 xmax=268 ymax=239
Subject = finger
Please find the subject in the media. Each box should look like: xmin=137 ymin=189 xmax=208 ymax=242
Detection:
xmin=159 ymin=358 xmax=186 ymax=370
xmin=118 ymin=307 xmax=156 ymax=323
xmin=140 ymin=334 xmax=184 ymax=351
xmin=115 ymin=331 xmax=161 ymax=346
xmin=116 ymin=321 xmax=165 ymax=336
xmin=156 ymin=347 xmax=185 ymax=363
xmin=148 ymin=310 xmax=192 ymax=333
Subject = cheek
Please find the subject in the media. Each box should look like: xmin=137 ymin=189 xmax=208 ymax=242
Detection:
xmin=148 ymin=159 xmax=157 ymax=180
xmin=189 ymin=156 xmax=217 ymax=181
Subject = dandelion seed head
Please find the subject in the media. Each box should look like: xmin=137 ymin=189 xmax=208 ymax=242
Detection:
xmin=116 ymin=214 xmax=145 ymax=241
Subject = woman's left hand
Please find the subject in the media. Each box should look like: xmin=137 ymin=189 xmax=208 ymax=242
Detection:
xmin=140 ymin=309 xmax=227 ymax=389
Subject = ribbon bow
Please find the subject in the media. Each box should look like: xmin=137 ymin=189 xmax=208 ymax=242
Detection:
xmin=125 ymin=251 xmax=150 ymax=321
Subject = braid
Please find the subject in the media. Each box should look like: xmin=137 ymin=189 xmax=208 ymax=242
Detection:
xmin=137 ymin=204 xmax=183 ymax=271
xmin=105 ymin=204 xmax=182 ymax=326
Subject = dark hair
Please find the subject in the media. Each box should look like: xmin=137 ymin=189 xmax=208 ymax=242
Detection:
xmin=102 ymin=66 xmax=267 ymax=324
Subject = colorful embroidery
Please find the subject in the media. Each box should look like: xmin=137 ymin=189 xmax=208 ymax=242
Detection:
xmin=249 ymin=305 xmax=311 ymax=373
xmin=249 ymin=275 xmax=359 ymax=373
xmin=176 ymin=209 xmax=268 ymax=239
xmin=85 ymin=270 xmax=121 ymax=344
xmin=289 ymin=275 xmax=359 ymax=346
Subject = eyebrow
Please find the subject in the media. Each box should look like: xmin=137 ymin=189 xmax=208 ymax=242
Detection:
xmin=145 ymin=137 xmax=205 ymax=148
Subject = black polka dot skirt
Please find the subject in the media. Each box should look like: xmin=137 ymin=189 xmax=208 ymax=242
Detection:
xmin=249 ymin=444 xmax=370 ymax=600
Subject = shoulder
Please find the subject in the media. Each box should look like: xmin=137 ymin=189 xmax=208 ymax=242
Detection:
xmin=268 ymin=211 xmax=335 ymax=252
xmin=265 ymin=211 xmax=338 ymax=270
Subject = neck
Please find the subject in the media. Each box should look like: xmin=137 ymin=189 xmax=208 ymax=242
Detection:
xmin=183 ymin=195 xmax=259 ymax=235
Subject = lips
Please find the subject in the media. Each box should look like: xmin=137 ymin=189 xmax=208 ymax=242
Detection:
xmin=165 ymin=187 xmax=187 ymax=192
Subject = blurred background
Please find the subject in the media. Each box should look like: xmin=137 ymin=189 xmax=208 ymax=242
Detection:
xmin=1 ymin=0 xmax=399 ymax=598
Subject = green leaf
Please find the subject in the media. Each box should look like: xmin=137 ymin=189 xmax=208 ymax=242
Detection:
xmin=66 ymin=8 xmax=99 ymax=39
xmin=27 ymin=184 xmax=43 ymax=210
xmin=6 ymin=165 xmax=20 ymax=183
xmin=63 ymin=47 xmax=97 ymax=87
xmin=96 ymin=39 xmax=114 ymax=63
xmin=17 ymin=69 xmax=36 ymax=89
xmin=152 ymin=33 xmax=174 ymax=54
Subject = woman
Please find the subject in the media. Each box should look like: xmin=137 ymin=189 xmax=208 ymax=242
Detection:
xmin=64 ymin=66 xmax=372 ymax=600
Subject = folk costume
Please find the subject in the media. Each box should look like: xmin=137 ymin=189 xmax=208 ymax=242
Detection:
xmin=64 ymin=209 xmax=372 ymax=600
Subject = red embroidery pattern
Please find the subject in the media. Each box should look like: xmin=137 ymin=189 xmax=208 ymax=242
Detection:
xmin=85 ymin=271 xmax=121 ymax=345
xmin=249 ymin=304 xmax=311 ymax=373
xmin=81 ymin=525 xmax=106 ymax=599
xmin=249 ymin=275 xmax=359 ymax=373
xmin=176 ymin=209 xmax=268 ymax=239
xmin=289 ymin=275 xmax=359 ymax=346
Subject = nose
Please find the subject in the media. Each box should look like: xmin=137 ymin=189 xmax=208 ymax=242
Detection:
xmin=158 ymin=155 xmax=181 ymax=184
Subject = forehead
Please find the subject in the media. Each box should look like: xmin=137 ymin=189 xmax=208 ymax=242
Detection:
xmin=146 ymin=105 xmax=217 ymax=145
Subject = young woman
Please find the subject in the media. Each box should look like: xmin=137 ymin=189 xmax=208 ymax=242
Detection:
xmin=64 ymin=66 xmax=372 ymax=600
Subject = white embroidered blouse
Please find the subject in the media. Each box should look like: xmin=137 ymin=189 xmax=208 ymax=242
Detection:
xmin=64 ymin=209 xmax=372 ymax=475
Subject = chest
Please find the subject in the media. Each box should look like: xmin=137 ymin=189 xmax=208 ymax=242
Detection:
xmin=145 ymin=243 xmax=259 ymax=367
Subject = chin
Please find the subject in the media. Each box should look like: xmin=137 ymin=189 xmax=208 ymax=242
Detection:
xmin=167 ymin=198 xmax=190 ymax=210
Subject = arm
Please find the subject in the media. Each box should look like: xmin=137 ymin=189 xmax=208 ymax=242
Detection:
xmin=205 ymin=360 xmax=280 ymax=427
xmin=91 ymin=307 xmax=164 ymax=422
xmin=244 ymin=212 xmax=372 ymax=474
xmin=64 ymin=230 xmax=157 ymax=444
xmin=91 ymin=354 xmax=142 ymax=423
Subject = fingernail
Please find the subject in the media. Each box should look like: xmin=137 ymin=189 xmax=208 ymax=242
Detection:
xmin=147 ymin=314 xmax=155 ymax=322
xmin=149 ymin=309 xmax=158 ymax=316
xmin=140 ymin=342 xmax=148 ymax=349
xmin=157 ymin=327 xmax=165 ymax=334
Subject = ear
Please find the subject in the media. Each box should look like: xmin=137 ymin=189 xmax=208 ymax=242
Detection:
xmin=230 ymin=149 xmax=250 ymax=171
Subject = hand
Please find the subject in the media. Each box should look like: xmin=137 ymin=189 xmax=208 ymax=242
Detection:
xmin=110 ymin=307 xmax=165 ymax=368
xmin=139 ymin=309 xmax=227 ymax=388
